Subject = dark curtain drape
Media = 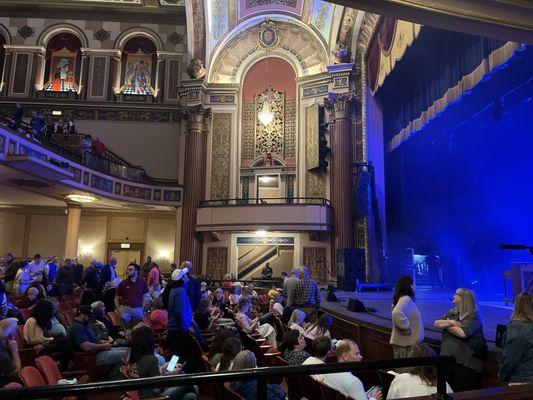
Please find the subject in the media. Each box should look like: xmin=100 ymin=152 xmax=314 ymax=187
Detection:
xmin=377 ymin=27 xmax=506 ymax=142
xmin=46 ymin=33 xmax=82 ymax=56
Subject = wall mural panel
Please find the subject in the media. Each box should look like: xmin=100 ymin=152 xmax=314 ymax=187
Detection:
xmin=303 ymin=246 xmax=327 ymax=286
xmin=210 ymin=113 xmax=232 ymax=200
xmin=310 ymin=0 xmax=334 ymax=42
xmin=206 ymin=247 xmax=228 ymax=279
xmin=241 ymin=102 xmax=256 ymax=163
xmin=45 ymin=49 xmax=78 ymax=92
xmin=120 ymin=51 xmax=154 ymax=95
xmin=305 ymin=103 xmax=326 ymax=199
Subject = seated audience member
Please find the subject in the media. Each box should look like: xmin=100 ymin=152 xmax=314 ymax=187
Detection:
xmin=243 ymin=284 xmax=258 ymax=299
xmin=13 ymin=262 xmax=31 ymax=296
xmin=235 ymin=297 xmax=277 ymax=347
xmin=499 ymin=292 xmax=533 ymax=384
xmin=278 ymin=329 xmax=310 ymax=366
xmin=288 ymin=309 xmax=307 ymax=336
xmin=259 ymin=291 xmax=284 ymax=327
xmin=212 ymin=288 xmax=233 ymax=319
xmin=0 ymin=318 xmax=22 ymax=387
xmin=200 ymin=282 xmax=211 ymax=300
xmin=221 ymin=274 xmax=233 ymax=289
xmin=103 ymin=279 xmax=120 ymax=312
xmin=208 ymin=328 xmax=238 ymax=366
xmin=387 ymin=343 xmax=452 ymax=399
xmin=230 ymin=350 xmax=286 ymax=400
xmin=217 ymin=337 xmax=242 ymax=371
xmin=115 ymin=263 xmax=148 ymax=326
xmin=89 ymin=301 xmax=113 ymax=343
xmin=17 ymin=286 xmax=40 ymax=309
xmin=44 ymin=297 xmax=68 ymax=337
xmin=148 ymin=297 xmax=168 ymax=330
xmin=55 ymin=258 xmax=75 ymax=295
xmin=122 ymin=325 xmax=197 ymax=400
xmin=261 ymin=263 xmax=273 ymax=280
xmin=304 ymin=337 xmax=380 ymax=400
xmin=304 ymin=313 xmax=333 ymax=340
xmin=23 ymin=300 xmax=74 ymax=370
xmin=68 ymin=305 xmax=129 ymax=367
xmin=28 ymin=254 xmax=47 ymax=285
xmin=194 ymin=297 xmax=217 ymax=331
xmin=229 ymin=283 xmax=243 ymax=306
xmin=0 ymin=281 xmax=25 ymax=324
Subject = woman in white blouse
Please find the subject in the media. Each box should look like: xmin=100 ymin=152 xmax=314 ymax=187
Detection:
xmin=235 ymin=297 xmax=277 ymax=346
xmin=389 ymin=275 xmax=424 ymax=358
xmin=387 ymin=343 xmax=453 ymax=399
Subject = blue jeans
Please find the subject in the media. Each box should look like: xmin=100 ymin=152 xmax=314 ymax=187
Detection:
xmin=96 ymin=347 xmax=129 ymax=366
xmin=162 ymin=386 xmax=197 ymax=400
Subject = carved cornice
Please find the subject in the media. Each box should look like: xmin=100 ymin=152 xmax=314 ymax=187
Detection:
xmin=325 ymin=92 xmax=355 ymax=121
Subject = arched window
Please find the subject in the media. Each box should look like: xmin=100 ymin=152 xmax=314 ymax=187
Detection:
xmin=119 ymin=36 xmax=157 ymax=95
xmin=43 ymin=32 xmax=82 ymax=92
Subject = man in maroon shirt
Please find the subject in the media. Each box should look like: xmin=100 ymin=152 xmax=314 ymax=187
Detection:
xmin=115 ymin=263 xmax=148 ymax=326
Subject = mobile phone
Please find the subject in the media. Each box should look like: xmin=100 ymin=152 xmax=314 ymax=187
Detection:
xmin=166 ymin=355 xmax=180 ymax=372
xmin=366 ymin=385 xmax=381 ymax=396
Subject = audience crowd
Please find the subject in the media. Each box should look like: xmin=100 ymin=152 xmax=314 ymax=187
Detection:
xmin=0 ymin=251 xmax=531 ymax=400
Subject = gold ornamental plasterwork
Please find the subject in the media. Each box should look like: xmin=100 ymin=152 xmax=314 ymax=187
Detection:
xmin=241 ymin=102 xmax=255 ymax=162
xmin=254 ymin=88 xmax=285 ymax=157
xmin=305 ymin=103 xmax=325 ymax=199
xmin=210 ymin=113 xmax=231 ymax=200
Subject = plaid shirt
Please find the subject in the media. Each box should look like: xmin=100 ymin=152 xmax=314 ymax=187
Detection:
xmin=292 ymin=277 xmax=321 ymax=307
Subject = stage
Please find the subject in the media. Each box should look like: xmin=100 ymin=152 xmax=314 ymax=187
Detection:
xmin=320 ymin=288 xmax=512 ymax=347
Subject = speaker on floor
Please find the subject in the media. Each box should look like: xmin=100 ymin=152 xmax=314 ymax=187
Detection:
xmin=347 ymin=298 xmax=367 ymax=312
xmin=336 ymin=248 xmax=366 ymax=291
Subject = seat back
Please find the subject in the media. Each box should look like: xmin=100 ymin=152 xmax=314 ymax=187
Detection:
xmin=61 ymin=309 xmax=75 ymax=325
xmin=3 ymin=382 xmax=23 ymax=388
xmin=36 ymin=355 xmax=62 ymax=385
xmin=20 ymin=366 xmax=46 ymax=387
xmin=106 ymin=310 xmax=121 ymax=327
xmin=125 ymin=391 xmax=141 ymax=400
xmin=297 ymin=373 xmax=323 ymax=400
xmin=224 ymin=386 xmax=245 ymax=400
xmin=319 ymin=382 xmax=350 ymax=400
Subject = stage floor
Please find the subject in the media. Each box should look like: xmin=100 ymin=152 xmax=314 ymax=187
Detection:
xmin=320 ymin=288 xmax=512 ymax=346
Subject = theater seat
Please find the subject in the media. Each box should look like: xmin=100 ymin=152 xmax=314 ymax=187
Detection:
xmin=19 ymin=366 xmax=46 ymax=387
xmin=3 ymin=382 xmax=22 ymax=388
xmin=224 ymin=386 xmax=245 ymax=400
xmin=36 ymin=355 xmax=89 ymax=385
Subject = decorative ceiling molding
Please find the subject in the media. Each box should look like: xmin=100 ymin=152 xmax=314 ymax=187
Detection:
xmin=207 ymin=16 xmax=329 ymax=83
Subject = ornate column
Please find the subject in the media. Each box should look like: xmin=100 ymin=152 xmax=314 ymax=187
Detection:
xmin=64 ymin=203 xmax=82 ymax=259
xmin=78 ymin=48 xmax=90 ymax=99
xmin=155 ymin=52 xmax=166 ymax=103
xmin=30 ymin=47 xmax=46 ymax=95
xmin=108 ymin=51 xmax=121 ymax=100
xmin=180 ymin=105 xmax=210 ymax=269
xmin=326 ymin=93 xmax=355 ymax=273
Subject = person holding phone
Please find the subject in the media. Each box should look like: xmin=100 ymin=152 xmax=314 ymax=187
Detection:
xmin=0 ymin=318 xmax=21 ymax=387
xmin=124 ymin=325 xmax=197 ymax=399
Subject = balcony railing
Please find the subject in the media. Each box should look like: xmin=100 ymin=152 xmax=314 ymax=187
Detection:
xmin=0 ymin=114 xmax=175 ymax=185
xmin=0 ymin=356 xmax=455 ymax=400
xmin=200 ymin=197 xmax=331 ymax=207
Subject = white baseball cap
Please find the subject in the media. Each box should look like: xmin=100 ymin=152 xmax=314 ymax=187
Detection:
xmin=171 ymin=267 xmax=188 ymax=281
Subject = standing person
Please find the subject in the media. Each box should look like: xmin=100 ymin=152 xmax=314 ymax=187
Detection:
xmin=283 ymin=267 xmax=300 ymax=307
xmin=80 ymin=134 xmax=92 ymax=166
xmin=46 ymin=257 xmax=58 ymax=293
xmin=499 ymin=292 xmax=533 ymax=384
xmin=80 ymin=261 xmax=103 ymax=304
xmin=44 ymin=117 xmax=55 ymax=139
xmin=13 ymin=261 xmax=31 ymax=296
xmin=141 ymin=256 xmax=153 ymax=280
xmin=292 ymin=266 xmax=321 ymax=321
xmin=166 ymin=267 xmax=199 ymax=372
xmin=390 ymin=275 xmax=424 ymax=358
xmin=115 ymin=263 xmax=148 ymax=326
xmin=66 ymin=117 xmax=76 ymax=134
xmin=55 ymin=259 xmax=75 ymax=295
xmin=102 ymin=257 xmax=118 ymax=285
xmin=12 ymin=103 xmax=23 ymax=130
xmin=147 ymin=263 xmax=161 ymax=297
xmin=102 ymin=279 xmax=120 ymax=313
xmin=387 ymin=343 xmax=453 ymax=399
xmin=434 ymin=288 xmax=487 ymax=392
xmin=29 ymin=111 xmax=44 ymax=137
xmin=261 ymin=262 xmax=273 ymax=280
xmin=181 ymin=260 xmax=201 ymax=312
xmin=27 ymin=254 xmax=47 ymax=285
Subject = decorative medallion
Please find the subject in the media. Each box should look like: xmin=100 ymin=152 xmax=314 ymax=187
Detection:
xmin=168 ymin=32 xmax=184 ymax=45
xmin=258 ymin=19 xmax=278 ymax=49
xmin=18 ymin=25 xmax=34 ymax=39
xmin=94 ymin=29 xmax=111 ymax=43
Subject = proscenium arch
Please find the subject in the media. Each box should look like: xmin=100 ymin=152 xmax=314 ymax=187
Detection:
xmin=207 ymin=15 xmax=329 ymax=83
xmin=238 ymin=52 xmax=301 ymax=88
xmin=37 ymin=23 xmax=88 ymax=48
xmin=114 ymin=27 xmax=163 ymax=52
xmin=0 ymin=23 xmax=12 ymax=45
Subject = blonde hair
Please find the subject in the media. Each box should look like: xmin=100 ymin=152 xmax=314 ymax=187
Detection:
xmin=288 ymin=309 xmax=306 ymax=326
xmin=455 ymin=288 xmax=478 ymax=319
xmin=336 ymin=339 xmax=357 ymax=358
xmin=0 ymin=318 xmax=18 ymax=339
xmin=230 ymin=350 xmax=257 ymax=389
xmin=511 ymin=292 xmax=533 ymax=322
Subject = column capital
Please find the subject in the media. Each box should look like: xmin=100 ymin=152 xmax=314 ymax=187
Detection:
xmin=325 ymin=92 xmax=355 ymax=121
xmin=182 ymin=104 xmax=211 ymax=133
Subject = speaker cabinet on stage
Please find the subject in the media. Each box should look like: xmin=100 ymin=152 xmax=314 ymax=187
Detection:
xmin=337 ymin=248 xmax=365 ymax=291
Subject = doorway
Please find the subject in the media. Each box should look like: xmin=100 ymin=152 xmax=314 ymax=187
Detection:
xmin=107 ymin=243 xmax=144 ymax=278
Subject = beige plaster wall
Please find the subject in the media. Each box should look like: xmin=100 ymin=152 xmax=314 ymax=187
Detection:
xmin=145 ymin=218 xmax=176 ymax=271
xmin=27 ymin=215 xmax=68 ymax=257
xmin=77 ymin=216 xmax=108 ymax=265
xmin=0 ymin=212 xmax=26 ymax=257
xmin=75 ymin=120 xmax=180 ymax=180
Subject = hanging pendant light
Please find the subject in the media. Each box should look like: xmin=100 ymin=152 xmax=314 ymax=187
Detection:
xmin=258 ymin=48 xmax=274 ymax=126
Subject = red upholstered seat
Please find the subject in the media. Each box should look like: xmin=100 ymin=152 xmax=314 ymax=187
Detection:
xmin=3 ymin=382 xmax=22 ymax=388
xmin=20 ymin=366 xmax=46 ymax=387
xmin=36 ymin=355 xmax=89 ymax=386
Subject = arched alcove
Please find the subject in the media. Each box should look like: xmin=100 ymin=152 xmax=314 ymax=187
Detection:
xmin=43 ymin=32 xmax=82 ymax=92
xmin=119 ymin=36 xmax=157 ymax=95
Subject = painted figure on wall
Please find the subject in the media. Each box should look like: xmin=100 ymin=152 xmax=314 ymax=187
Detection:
xmin=120 ymin=52 xmax=154 ymax=95
xmin=44 ymin=49 xmax=78 ymax=92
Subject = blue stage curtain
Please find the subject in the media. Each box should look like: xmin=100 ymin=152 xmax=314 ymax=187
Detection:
xmin=377 ymin=27 xmax=506 ymax=143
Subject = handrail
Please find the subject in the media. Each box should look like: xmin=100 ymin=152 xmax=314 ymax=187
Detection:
xmin=200 ymin=197 xmax=331 ymax=206
xmin=0 ymin=356 xmax=455 ymax=400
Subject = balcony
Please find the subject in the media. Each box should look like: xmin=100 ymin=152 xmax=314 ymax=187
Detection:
xmin=196 ymin=197 xmax=332 ymax=232
xmin=0 ymin=116 xmax=182 ymax=207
